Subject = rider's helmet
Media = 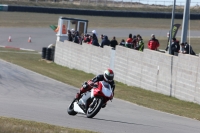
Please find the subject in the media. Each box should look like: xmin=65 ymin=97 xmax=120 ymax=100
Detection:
xmin=104 ymin=69 xmax=114 ymax=82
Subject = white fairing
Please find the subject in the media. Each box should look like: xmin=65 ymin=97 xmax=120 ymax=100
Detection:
xmin=101 ymin=81 xmax=112 ymax=97
xmin=73 ymin=102 xmax=85 ymax=114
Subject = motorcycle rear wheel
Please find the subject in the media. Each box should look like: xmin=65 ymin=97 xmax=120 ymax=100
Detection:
xmin=67 ymin=98 xmax=78 ymax=116
xmin=86 ymin=97 xmax=103 ymax=118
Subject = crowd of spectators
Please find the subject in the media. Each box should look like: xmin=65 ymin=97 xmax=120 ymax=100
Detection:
xmin=82 ymin=32 xmax=118 ymax=49
xmin=66 ymin=29 xmax=196 ymax=56
xmin=169 ymin=37 xmax=196 ymax=56
xmin=119 ymin=34 xmax=144 ymax=51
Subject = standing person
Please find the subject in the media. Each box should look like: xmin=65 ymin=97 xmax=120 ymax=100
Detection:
xmin=110 ymin=36 xmax=118 ymax=49
xmin=73 ymin=31 xmax=80 ymax=44
xmin=136 ymin=36 xmax=144 ymax=51
xmin=67 ymin=30 xmax=73 ymax=42
xmin=125 ymin=34 xmax=133 ymax=48
xmin=100 ymin=35 xmax=110 ymax=48
xmin=119 ymin=39 xmax=125 ymax=47
xmin=92 ymin=34 xmax=99 ymax=47
xmin=147 ymin=34 xmax=160 ymax=50
xmin=99 ymin=34 xmax=104 ymax=44
xmin=87 ymin=35 xmax=92 ymax=44
xmin=180 ymin=42 xmax=196 ymax=55
xmin=132 ymin=35 xmax=137 ymax=49
xmin=170 ymin=38 xmax=180 ymax=55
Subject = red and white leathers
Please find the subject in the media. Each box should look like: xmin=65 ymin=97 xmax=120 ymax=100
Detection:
xmin=76 ymin=74 xmax=115 ymax=99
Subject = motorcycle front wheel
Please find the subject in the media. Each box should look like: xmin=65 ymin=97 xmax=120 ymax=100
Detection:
xmin=67 ymin=98 xmax=78 ymax=116
xmin=86 ymin=97 xmax=103 ymax=118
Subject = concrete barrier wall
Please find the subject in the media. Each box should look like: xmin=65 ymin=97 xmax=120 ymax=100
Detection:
xmin=55 ymin=41 xmax=200 ymax=104
xmin=55 ymin=41 xmax=111 ymax=75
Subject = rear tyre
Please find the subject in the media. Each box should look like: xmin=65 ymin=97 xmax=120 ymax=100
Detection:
xmin=86 ymin=98 xmax=103 ymax=118
xmin=67 ymin=98 xmax=78 ymax=116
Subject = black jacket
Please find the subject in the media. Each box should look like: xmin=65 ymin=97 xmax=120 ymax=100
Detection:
xmin=184 ymin=44 xmax=196 ymax=55
xmin=100 ymin=36 xmax=110 ymax=48
xmin=92 ymin=34 xmax=99 ymax=47
xmin=171 ymin=41 xmax=180 ymax=55
xmin=92 ymin=74 xmax=115 ymax=93
xmin=110 ymin=39 xmax=118 ymax=48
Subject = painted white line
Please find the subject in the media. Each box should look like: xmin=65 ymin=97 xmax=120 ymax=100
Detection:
xmin=20 ymin=48 xmax=35 ymax=51
xmin=0 ymin=45 xmax=35 ymax=52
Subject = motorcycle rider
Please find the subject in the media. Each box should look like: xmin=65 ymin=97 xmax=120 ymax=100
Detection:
xmin=76 ymin=69 xmax=115 ymax=108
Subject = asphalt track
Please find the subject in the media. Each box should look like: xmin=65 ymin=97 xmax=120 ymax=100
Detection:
xmin=0 ymin=28 xmax=200 ymax=133
xmin=0 ymin=59 xmax=200 ymax=133
xmin=0 ymin=27 xmax=200 ymax=51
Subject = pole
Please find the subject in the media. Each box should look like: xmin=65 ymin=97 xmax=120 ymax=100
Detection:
xmin=181 ymin=0 xmax=190 ymax=45
xmin=168 ymin=0 xmax=176 ymax=54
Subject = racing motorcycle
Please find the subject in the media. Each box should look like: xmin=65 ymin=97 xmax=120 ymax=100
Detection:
xmin=67 ymin=80 xmax=113 ymax=118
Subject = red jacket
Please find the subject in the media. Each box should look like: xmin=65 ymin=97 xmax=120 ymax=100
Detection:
xmin=148 ymin=39 xmax=159 ymax=50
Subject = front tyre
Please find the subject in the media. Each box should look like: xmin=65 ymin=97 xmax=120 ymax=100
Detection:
xmin=67 ymin=98 xmax=78 ymax=116
xmin=86 ymin=97 xmax=103 ymax=118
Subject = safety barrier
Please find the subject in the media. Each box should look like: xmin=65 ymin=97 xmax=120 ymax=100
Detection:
xmin=5 ymin=5 xmax=200 ymax=20
xmin=55 ymin=41 xmax=200 ymax=105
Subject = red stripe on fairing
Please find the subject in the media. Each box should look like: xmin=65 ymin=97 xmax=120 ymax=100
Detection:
xmin=5 ymin=46 xmax=20 ymax=50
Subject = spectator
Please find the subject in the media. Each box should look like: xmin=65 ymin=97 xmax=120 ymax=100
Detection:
xmin=83 ymin=34 xmax=89 ymax=43
xmin=99 ymin=34 xmax=104 ymax=45
xmin=87 ymin=35 xmax=92 ymax=44
xmin=67 ymin=30 xmax=73 ymax=42
xmin=125 ymin=34 xmax=133 ymax=48
xmin=100 ymin=35 xmax=110 ymax=48
xmin=119 ymin=39 xmax=125 ymax=47
xmin=110 ymin=36 xmax=118 ymax=49
xmin=92 ymin=33 xmax=99 ymax=47
xmin=54 ymin=24 xmax=66 ymax=34
xmin=73 ymin=31 xmax=80 ymax=44
xmin=170 ymin=38 xmax=180 ymax=55
xmin=136 ymin=36 xmax=144 ymax=51
xmin=180 ymin=42 xmax=196 ymax=55
xmin=132 ymin=35 xmax=137 ymax=49
xmin=147 ymin=34 xmax=160 ymax=50
xmin=92 ymin=30 xmax=97 ymax=37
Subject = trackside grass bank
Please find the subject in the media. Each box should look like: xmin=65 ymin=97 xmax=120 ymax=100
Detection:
xmin=0 ymin=116 xmax=96 ymax=133
xmin=0 ymin=48 xmax=200 ymax=122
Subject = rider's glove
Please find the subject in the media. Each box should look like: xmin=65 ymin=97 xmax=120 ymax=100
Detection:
xmin=82 ymin=81 xmax=88 ymax=89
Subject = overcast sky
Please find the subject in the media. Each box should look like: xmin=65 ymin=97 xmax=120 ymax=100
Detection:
xmin=119 ymin=0 xmax=199 ymax=6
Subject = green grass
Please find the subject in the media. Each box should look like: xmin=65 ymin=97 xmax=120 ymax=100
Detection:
xmin=0 ymin=116 xmax=96 ymax=133
xmin=0 ymin=47 xmax=200 ymax=121
xmin=1 ymin=0 xmax=200 ymax=13
xmin=1 ymin=11 xmax=200 ymax=30
xmin=1 ymin=12 xmax=200 ymax=53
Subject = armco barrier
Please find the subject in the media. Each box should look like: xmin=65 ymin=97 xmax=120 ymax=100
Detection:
xmin=55 ymin=40 xmax=200 ymax=105
xmin=0 ymin=4 xmax=8 ymax=11
xmin=6 ymin=5 xmax=200 ymax=20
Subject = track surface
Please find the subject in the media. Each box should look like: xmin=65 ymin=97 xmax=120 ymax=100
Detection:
xmin=0 ymin=27 xmax=200 ymax=51
xmin=0 ymin=28 xmax=200 ymax=133
xmin=0 ymin=60 xmax=200 ymax=133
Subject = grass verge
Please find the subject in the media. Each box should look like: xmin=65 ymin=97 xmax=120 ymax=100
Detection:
xmin=0 ymin=47 xmax=200 ymax=121
xmin=0 ymin=116 xmax=96 ymax=133
xmin=0 ymin=0 xmax=195 ymax=13
xmin=1 ymin=12 xmax=200 ymax=30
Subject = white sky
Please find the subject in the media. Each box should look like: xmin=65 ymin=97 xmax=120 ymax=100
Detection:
xmin=119 ymin=0 xmax=199 ymax=6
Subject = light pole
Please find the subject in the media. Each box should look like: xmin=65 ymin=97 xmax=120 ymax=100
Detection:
xmin=181 ymin=0 xmax=191 ymax=46
xmin=169 ymin=0 xmax=176 ymax=54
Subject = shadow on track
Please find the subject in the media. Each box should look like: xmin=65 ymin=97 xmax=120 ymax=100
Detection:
xmin=77 ymin=115 xmax=159 ymax=128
